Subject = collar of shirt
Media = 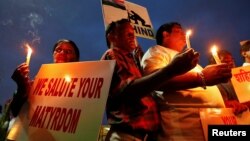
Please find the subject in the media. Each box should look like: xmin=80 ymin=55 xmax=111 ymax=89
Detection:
xmin=113 ymin=47 xmax=134 ymax=56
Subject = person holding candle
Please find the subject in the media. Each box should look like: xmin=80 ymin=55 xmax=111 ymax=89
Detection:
xmin=208 ymin=49 xmax=250 ymax=113
xmin=141 ymin=22 xmax=232 ymax=141
xmin=240 ymin=40 xmax=250 ymax=66
xmin=10 ymin=39 xmax=80 ymax=117
xmin=102 ymin=19 xmax=199 ymax=141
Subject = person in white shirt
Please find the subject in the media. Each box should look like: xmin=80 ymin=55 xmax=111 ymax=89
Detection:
xmin=141 ymin=22 xmax=232 ymax=141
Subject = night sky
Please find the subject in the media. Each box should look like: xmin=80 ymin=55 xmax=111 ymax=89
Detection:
xmin=1 ymin=0 xmax=250 ymax=106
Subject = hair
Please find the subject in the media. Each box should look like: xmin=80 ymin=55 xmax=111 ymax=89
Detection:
xmin=208 ymin=49 xmax=232 ymax=64
xmin=53 ymin=39 xmax=80 ymax=61
xmin=240 ymin=40 xmax=250 ymax=61
xmin=156 ymin=22 xmax=181 ymax=45
xmin=240 ymin=40 xmax=250 ymax=53
xmin=105 ymin=18 xmax=130 ymax=48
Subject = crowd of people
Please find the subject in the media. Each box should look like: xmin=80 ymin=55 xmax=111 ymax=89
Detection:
xmin=1 ymin=10 xmax=250 ymax=141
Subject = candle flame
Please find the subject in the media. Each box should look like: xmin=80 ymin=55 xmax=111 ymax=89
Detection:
xmin=211 ymin=45 xmax=217 ymax=55
xmin=25 ymin=43 xmax=33 ymax=66
xmin=211 ymin=45 xmax=221 ymax=64
xmin=186 ymin=30 xmax=192 ymax=36
xmin=26 ymin=43 xmax=33 ymax=56
xmin=185 ymin=29 xmax=192 ymax=48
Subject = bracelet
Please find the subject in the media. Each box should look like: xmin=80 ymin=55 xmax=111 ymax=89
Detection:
xmin=197 ymin=72 xmax=206 ymax=89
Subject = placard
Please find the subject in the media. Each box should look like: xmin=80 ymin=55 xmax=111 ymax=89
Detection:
xmin=101 ymin=0 xmax=155 ymax=39
xmin=200 ymin=108 xmax=250 ymax=141
xmin=231 ymin=66 xmax=250 ymax=103
xmin=7 ymin=60 xmax=115 ymax=141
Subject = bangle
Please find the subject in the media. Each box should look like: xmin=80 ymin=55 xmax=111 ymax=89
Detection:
xmin=197 ymin=72 xmax=206 ymax=89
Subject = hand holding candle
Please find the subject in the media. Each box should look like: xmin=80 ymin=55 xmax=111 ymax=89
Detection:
xmin=25 ymin=43 xmax=33 ymax=66
xmin=211 ymin=45 xmax=221 ymax=64
xmin=186 ymin=30 xmax=192 ymax=48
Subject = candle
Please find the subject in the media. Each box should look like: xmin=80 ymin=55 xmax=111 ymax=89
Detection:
xmin=186 ymin=30 xmax=192 ymax=48
xmin=25 ymin=43 xmax=33 ymax=66
xmin=211 ymin=45 xmax=221 ymax=64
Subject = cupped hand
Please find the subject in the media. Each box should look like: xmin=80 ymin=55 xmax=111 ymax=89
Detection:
xmin=170 ymin=48 xmax=199 ymax=75
xmin=202 ymin=63 xmax=232 ymax=86
xmin=11 ymin=63 xmax=31 ymax=91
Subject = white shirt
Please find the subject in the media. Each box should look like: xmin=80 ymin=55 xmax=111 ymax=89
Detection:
xmin=141 ymin=45 xmax=225 ymax=141
xmin=242 ymin=62 xmax=250 ymax=66
xmin=141 ymin=45 xmax=225 ymax=108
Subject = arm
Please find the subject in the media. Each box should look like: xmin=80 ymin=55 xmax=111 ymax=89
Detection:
xmin=10 ymin=63 xmax=31 ymax=117
xmin=122 ymin=48 xmax=199 ymax=99
xmin=159 ymin=63 xmax=232 ymax=91
xmin=142 ymin=48 xmax=232 ymax=91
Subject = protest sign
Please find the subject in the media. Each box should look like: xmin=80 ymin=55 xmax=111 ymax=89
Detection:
xmin=231 ymin=66 xmax=250 ymax=103
xmin=200 ymin=108 xmax=250 ymax=141
xmin=7 ymin=60 xmax=115 ymax=141
xmin=101 ymin=0 xmax=155 ymax=39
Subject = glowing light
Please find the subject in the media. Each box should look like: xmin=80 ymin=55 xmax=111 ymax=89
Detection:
xmin=211 ymin=45 xmax=221 ymax=64
xmin=64 ymin=75 xmax=71 ymax=82
xmin=186 ymin=29 xmax=192 ymax=48
xmin=206 ymin=108 xmax=222 ymax=114
xmin=25 ymin=43 xmax=33 ymax=66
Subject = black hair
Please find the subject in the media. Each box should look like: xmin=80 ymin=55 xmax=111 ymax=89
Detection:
xmin=240 ymin=40 xmax=250 ymax=52
xmin=156 ymin=22 xmax=181 ymax=45
xmin=53 ymin=39 xmax=80 ymax=61
xmin=105 ymin=18 xmax=130 ymax=48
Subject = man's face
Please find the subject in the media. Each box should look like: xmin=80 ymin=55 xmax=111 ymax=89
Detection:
xmin=115 ymin=23 xmax=137 ymax=52
xmin=168 ymin=25 xmax=186 ymax=52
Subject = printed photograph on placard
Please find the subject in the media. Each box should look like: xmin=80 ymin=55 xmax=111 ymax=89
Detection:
xmin=101 ymin=0 xmax=155 ymax=39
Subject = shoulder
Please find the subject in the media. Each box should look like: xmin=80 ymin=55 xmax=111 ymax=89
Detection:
xmin=145 ymin=45 xmax=175 ymax=55
xmin=101 ymin=49 xmax=116 ymax=60
xmin=143 ymin=45 xmax=175 ymax=61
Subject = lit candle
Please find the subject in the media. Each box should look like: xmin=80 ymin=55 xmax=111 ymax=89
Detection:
xmin=25 ymin=43 xmax=33 ymax=66
xmin=211 ymin=45 xmax=221 ymax=64
xmin=186 ymin=30 xmax=192 ymax=48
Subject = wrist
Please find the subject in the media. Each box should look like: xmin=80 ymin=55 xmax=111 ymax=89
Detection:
xmin=197 ymin=71 xmax=206 ymax=89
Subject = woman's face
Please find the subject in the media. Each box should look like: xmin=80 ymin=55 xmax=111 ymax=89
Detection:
xmin=53 ymin=42 xmax=78 ymax=63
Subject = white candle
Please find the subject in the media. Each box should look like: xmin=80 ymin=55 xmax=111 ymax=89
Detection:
xmin=211 ymin=45 xmax=221 ymax=64
xmin=186 ymin=30 xmax=192 ymax=48
xmin=25 ymin=43 xmax=33 ymax=66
